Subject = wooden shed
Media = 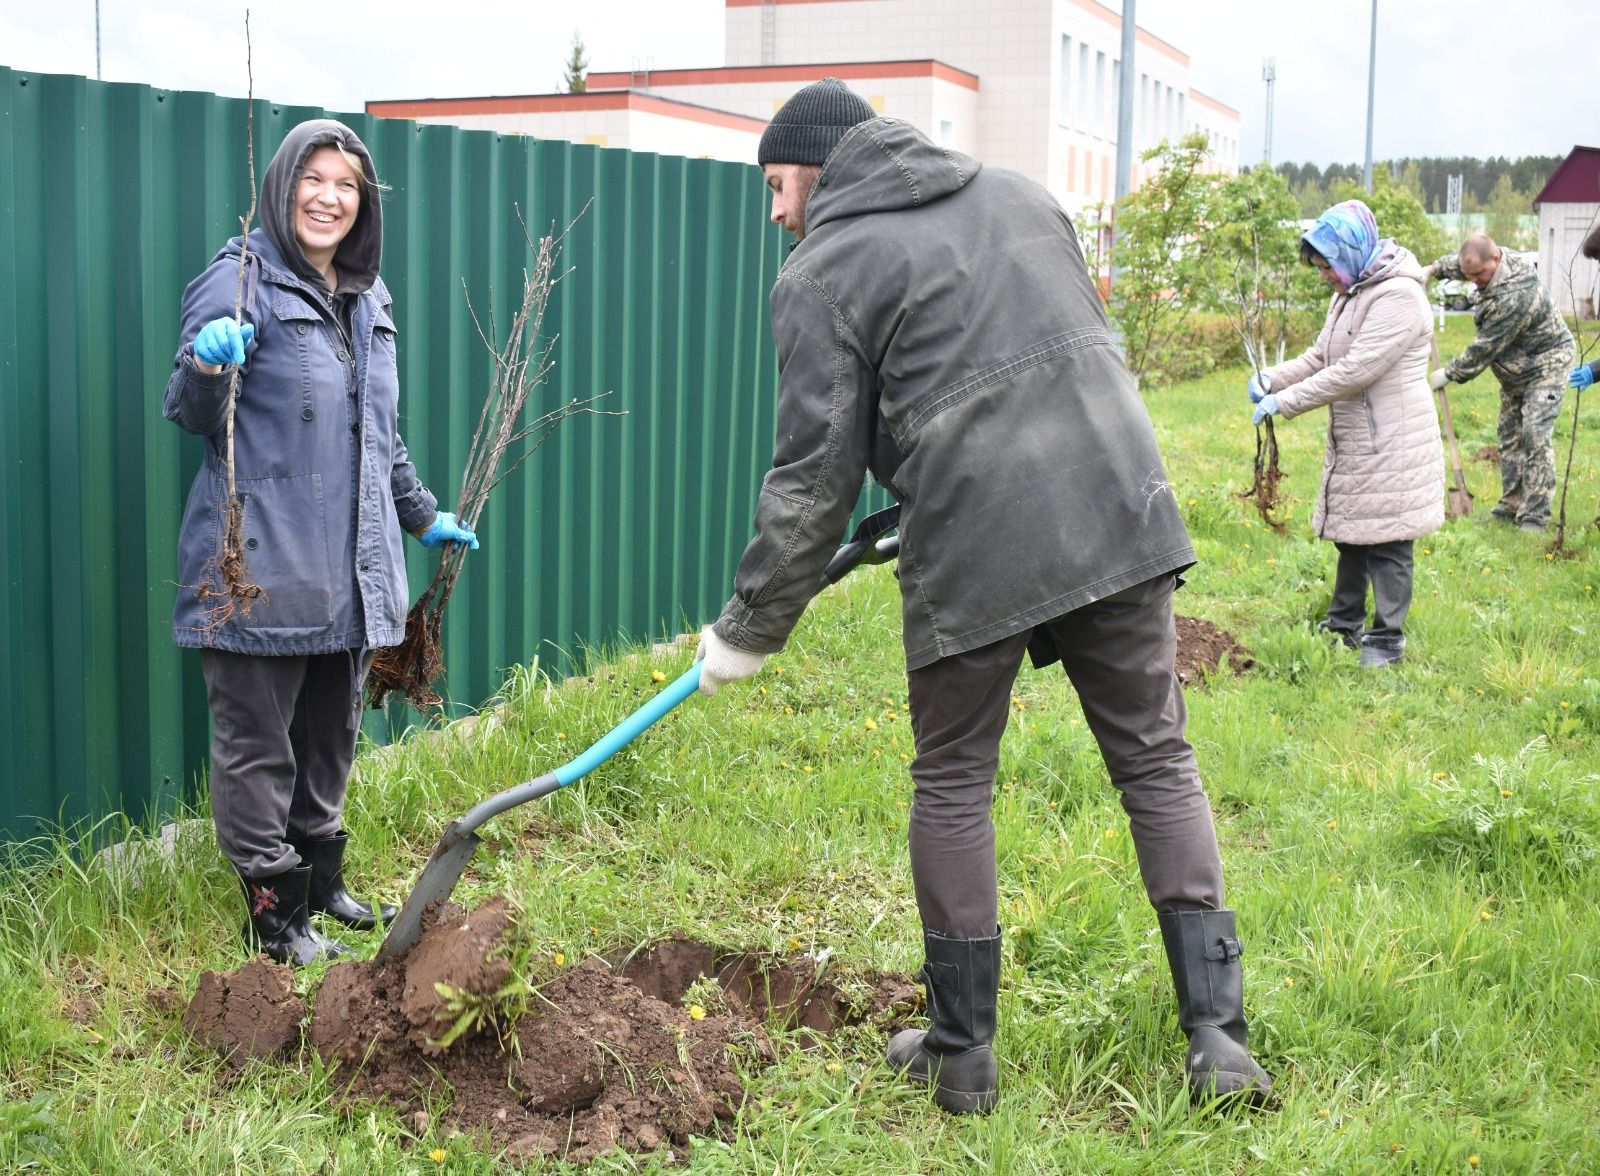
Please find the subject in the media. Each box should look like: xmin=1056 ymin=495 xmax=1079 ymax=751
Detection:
xmin=1533 ymin=145 xmax=1600 ymax=317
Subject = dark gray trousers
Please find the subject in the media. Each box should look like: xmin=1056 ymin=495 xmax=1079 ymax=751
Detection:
xmin=905 ymin=574 xmax=1225 ymax=939
xmin=1326 ymin=539 xmax=1415 ymax=641
xmin=200 ymin=648 xmax=372 ymax=877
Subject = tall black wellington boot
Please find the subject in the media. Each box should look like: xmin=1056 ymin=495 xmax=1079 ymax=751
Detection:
xmin=238 ymin=865 xmax=348 ymax=966
xmin=1158 ymin=908 xmax=1272 ymax=1105
xmin=884 ymin=928 xmax=1001 ymax=1114
xmin=293 ymin=830 xmax=396 ymax=930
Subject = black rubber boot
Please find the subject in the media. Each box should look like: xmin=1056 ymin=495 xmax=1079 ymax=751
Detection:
xmin=1314 ymin=619 xmax=1360 ymax=651
xmin=293 ymin=830 xmax=396 ymax=930
xmin=885 ymin=928 xmax=1000 ymax=1114
xmin=238 ymin=865 xmax=348 ymax=966
xmin=1158 ymin=908 xmax=1271 ymax=1105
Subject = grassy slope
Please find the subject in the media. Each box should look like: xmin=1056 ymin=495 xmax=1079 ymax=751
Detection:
xmin=3 ymin=316 xmax=1599 ymax=1174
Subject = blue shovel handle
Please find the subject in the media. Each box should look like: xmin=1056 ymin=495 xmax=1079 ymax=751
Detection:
xmin=449 ymin=662 xmax=703 ymax=837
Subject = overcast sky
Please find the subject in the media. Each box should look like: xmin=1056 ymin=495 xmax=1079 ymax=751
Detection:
xmin=3 ymin=0 xmax=1596 ymax=167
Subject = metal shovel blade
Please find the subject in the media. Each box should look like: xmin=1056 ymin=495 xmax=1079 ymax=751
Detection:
xmin=372 ymin=821 xmax=484 ymax=962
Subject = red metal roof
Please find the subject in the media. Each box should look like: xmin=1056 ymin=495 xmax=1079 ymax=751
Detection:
xmin=1533 ymin=146 xmax=1600 ymax=207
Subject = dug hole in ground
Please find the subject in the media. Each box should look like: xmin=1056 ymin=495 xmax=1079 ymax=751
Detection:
xmin=181 ymin=616 xmax=1251 ymax=1164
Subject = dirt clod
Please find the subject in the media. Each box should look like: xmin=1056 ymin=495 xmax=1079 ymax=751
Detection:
xmin=1475 ymin=444 xmax=1500 ymax=463
xmin=183 ymin=955 xmax=305 ymax=1068
xmin=1174 ymin=615 xmax=1253 ymax=685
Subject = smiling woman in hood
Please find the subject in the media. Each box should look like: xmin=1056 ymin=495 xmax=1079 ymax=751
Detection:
xmin=259 ymin=119 xmax=384 ymax=297
xmin=161 ymin=118 xmax=477 ymax=969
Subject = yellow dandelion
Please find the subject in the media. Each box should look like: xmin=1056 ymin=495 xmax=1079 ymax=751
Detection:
xmin=1468 ymin=1157 xmax=1480 ymax=1169
xmin=788 ymin=937 xmax=801 ymax=950
xmin=872 ymin=749 xmax=881 ymax=758
xmin=1317 ymin=1107 xmax=1329 ymax=1118
xmin=554 ymin=952 xmax=565 ymax=966
xmin=1390 ymin=1142 xmax=1403 ymax=1153
xmin=774 ymin=665 xmax=784 ymax=674
xmin=689 ymin=1004 xmax=706 ymax=1020
xmin=803 ymin=765 xmax=813 ymax=774
xmin=1433 ymin=771 xmax=1447 ymax=780
xmin=1188 ymin=498 xmax=1197 ymax=506
xmin=1325 ymin=820 xmax=1338 ymax=830
xmin=1480 ymin=910 xmax=1493 ymax=921
xmin=430 ymin=1149 xmax=448 ymax=1164
xmin=784 ymin=705 xmax=794 ymax=715
xmin=651 ymin=669 xmax=666 ymax=683
xmin=556 ymin=731 xmax=566 ymax=741
xmin=803 ymin=915 xmax=815 ymax=925
xmin=1104 ymin=827 xmax=1117 ymax=839
xmin=865 ymin=718 xmax=878 ymax=731
xmin=759 ymin=685 xmax=768 ymax=695
xmin=780 ymin=761 xmax=791 ymax=770
xmin=1560 ymin=700 xmax=1569 ymax=709
xmin=826 ymin=1061 xmax=842 ymax=1073
xmin=1500 ymin=789 xmax=1512 ymax=798
xmin=900 ymin=753 xmax=910 ymax=762
xmin=1546 ymin=552 xmax=1555 ymax=561
xmin=1284 ymin=977 xmax=1295 ymax=988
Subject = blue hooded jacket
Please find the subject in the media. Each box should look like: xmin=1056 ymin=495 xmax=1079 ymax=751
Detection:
xmin=163 ymin=120 xmax=437 ymax=655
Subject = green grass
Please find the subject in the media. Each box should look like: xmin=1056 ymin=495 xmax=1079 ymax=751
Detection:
xmin=5 ymin=315 xmax=1600 ymax=1173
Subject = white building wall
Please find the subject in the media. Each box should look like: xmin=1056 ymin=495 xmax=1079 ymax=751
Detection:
xmin=633 ymin=76 xmax=980 ymax=157
xmin=727 ymin=0 xmax=1237 ymax=209
xmin=1540 ymin=202 xmax=1600 ymax=316
xmin=725 ymin=0 xmax=1053 ymax=183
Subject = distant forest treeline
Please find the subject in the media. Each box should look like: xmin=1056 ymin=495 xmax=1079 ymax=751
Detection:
xmin=1262 ymin=155 xmax=1563 ymax=217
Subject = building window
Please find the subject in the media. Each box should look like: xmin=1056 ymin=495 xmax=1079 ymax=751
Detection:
xmin=938 ymin=119 xmax=954 ymax=146
xmin=1059 ymin=36 xmax=1072 ymax=125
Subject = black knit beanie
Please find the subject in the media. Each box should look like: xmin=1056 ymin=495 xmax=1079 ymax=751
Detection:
xmin=758 ymin=77 xmax=877 ymax=166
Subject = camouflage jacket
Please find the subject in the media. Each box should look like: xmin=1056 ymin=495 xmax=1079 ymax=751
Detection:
xmin=1432 ymin=250 xmax=1573 ymax=386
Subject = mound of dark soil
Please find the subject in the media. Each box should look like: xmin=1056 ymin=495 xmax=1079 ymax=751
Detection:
xmin=1174 ymin=615 xmax=1253 ymax=685
xmin=185 ymin=900 xmax=915 ymax=1165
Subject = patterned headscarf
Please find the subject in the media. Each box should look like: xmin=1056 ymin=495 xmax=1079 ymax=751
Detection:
xmin=1301 ymin=199 xmax=1381 ymax=288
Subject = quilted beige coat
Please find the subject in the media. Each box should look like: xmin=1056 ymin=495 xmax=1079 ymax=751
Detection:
xmin=1264 ymin=246 xmax=1444 ymax=545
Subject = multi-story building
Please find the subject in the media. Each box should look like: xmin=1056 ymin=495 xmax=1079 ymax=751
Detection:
xmin=369 ymin=0 xmax=1240 ymax=209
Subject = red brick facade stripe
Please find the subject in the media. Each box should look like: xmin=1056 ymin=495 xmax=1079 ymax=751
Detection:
xmin=1188 ymin=89 xmax=1239 ymax=119
xmin=587 ymin=59 xmax=980 ymax=92
xmin=366 ymin=92 xmax=769 ymax=132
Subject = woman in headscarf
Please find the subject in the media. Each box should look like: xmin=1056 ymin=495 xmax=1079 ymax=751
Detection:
xmin=1249 ymin=199 xmax=1443 ymax=668
xmin=163 ymin=120 xmax=480 ymax=964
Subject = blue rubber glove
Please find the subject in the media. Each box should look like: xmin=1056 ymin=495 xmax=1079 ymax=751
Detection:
xmin=1572 ymin=364 xmax=1595 ymax=392
xmin=415 ymin=511 xmax=479 ymax=550
xmin=1247 ymin=372 xmax=1271 ymax=404
xmin=193 ymin=317 xmax=255 ymax=367
xmin=1251 ymin=394 xmax=1278 ymax=426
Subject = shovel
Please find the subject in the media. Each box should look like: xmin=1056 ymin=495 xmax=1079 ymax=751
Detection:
xmin=1430 ymin=330 xmax=1474 ymax=519
xmin=373 ymin=506 xmax=902 ymax=961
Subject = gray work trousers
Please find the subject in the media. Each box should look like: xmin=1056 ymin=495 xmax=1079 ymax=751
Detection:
xmin=905 ymin=573 xmax=1224 ymax=939
xmin=1326 ymin=539 xmax=1415 ymax=642
xmin=200 ymin=648 xmax=373 ymax=877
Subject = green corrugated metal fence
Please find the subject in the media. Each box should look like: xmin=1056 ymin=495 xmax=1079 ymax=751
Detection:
xmin=0 ymin=67 xmax=876 ymax=844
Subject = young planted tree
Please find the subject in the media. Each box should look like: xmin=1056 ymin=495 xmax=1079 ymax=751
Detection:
xmin=1203 ymin=167 xmax=1309 ymax=532
xmin=1553 ymin=207 xmax=1600 ymax=553
xmin=1101 ymin=133 xmax=1218 ymax=389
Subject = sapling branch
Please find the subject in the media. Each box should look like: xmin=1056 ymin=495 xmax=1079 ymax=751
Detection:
xmin=368 ymin=203 xmax=621 ymax=711
xmin=198 ymin=11 xmax=266 ymax=632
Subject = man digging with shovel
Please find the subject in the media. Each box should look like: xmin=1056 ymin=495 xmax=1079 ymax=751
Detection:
xmin=1425 ymin=235 xmax=1575 ymax=532
xmin=693 ymin=78 xmax=1271 ymax=1114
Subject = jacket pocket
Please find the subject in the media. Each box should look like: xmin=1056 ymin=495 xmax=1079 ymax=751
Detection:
xmin=235 ymin=472 xmax=336 ymax=635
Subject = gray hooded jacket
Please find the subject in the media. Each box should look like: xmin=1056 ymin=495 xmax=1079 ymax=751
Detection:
xmin=163 ymin=120 xmax=437 ymax=655
xmin=715 ymin=118 xmax=1194 ymax=670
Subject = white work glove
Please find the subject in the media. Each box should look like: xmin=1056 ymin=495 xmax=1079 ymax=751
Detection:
xmin=1428 ymin=369 xmax=1449 ymax=391
xmin=694 ymin=626 xmax=768 ymax=697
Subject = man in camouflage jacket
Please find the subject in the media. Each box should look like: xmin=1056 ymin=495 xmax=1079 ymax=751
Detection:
xmin=1427 ymin=235 xmax=1574 ymax=530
